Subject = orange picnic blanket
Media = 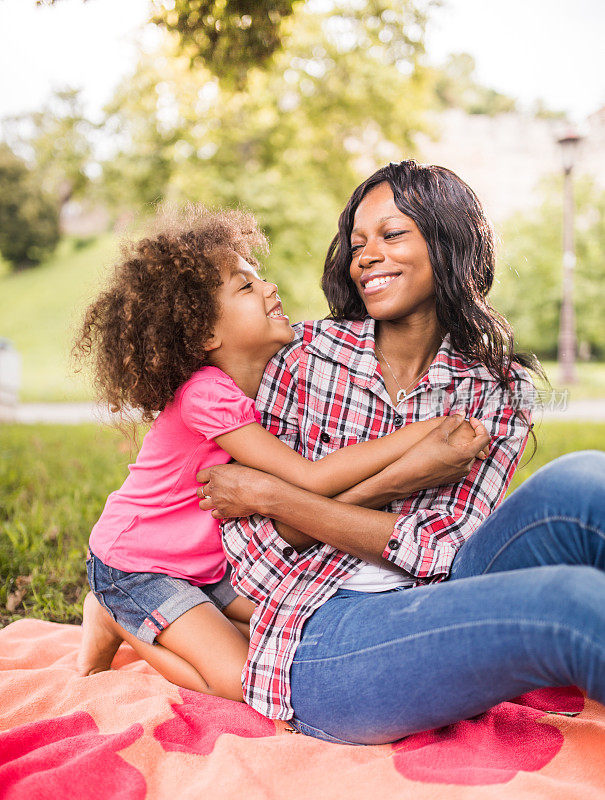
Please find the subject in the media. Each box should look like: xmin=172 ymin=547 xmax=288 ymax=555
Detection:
xmin=1 ymin=618 xmax=604 ymax=799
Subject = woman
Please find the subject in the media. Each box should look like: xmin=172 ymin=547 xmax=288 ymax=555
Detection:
xmin=198 ymin=160 xmax=605 ymax=745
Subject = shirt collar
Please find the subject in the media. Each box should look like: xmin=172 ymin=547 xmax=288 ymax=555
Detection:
xmin=303 ymin=316 xmax=498 ymax=391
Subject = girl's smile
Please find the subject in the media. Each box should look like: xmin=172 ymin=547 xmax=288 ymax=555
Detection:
xmin=206 ymin=254 xmax=294 ymax=367
xmin=266 ymin=298 xmax=288 ymax=319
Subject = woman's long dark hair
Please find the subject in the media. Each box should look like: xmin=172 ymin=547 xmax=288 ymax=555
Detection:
xmin=322 ymin=160 xmax=547 ymax=458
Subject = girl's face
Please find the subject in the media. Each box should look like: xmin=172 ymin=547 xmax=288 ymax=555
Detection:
xmin=349 ymin=182 xmax=436 ymax=323
xmin=208 ymin=254 xmax=294 ymax=362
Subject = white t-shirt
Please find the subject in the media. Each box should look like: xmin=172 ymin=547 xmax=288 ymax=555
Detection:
xmin=343 ymin=561 xmax=415 ymax=592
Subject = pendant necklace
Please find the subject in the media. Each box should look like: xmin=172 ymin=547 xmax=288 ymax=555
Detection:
xmin=375 ymin=343 xmax=430 ymax=404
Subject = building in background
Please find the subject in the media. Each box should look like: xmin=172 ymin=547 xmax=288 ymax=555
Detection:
xmin=416 ymin=107 xmax=604 ymax=223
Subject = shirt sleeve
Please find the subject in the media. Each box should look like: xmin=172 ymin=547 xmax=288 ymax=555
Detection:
xmin=180 ymin=372 xmax=259 ymax=440
xmin=220 ymin=335 xmax=307 ymax=604
xmin=382 ymin=366 xmax=537 ymax=582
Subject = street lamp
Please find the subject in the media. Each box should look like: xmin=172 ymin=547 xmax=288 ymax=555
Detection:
xmin=556 ymin=127 xmax=583 ymax=386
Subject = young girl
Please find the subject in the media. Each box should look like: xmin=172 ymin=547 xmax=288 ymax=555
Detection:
xmin=75 ymin=204 xmax=490 ymax=701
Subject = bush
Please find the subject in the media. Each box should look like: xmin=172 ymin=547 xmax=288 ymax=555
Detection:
xmin=491 ymin=177 xmax=605 ymax=360
xmin=0 ymin=145 xmax=60 ymax=270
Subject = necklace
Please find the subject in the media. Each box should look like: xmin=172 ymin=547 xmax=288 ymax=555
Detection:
xmin=375 ymin=343 xmax=431 ymax=404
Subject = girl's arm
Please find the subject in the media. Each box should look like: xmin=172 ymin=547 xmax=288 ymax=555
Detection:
xmin=214 ymin=415 xmax=487 ymax=497
xmin=270 ymin=415 xmax=492 ymax=550
xmin=203 ymin=403 xmax=528 ymax=579
xmin=216 ymin=414 xmax=491 ymax=552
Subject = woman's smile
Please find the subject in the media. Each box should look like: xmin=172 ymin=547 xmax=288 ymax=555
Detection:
xmin=349 ymin=182 xmax=435 ymax=322
xmin=359 ymin=270 xmax=403 ymax=295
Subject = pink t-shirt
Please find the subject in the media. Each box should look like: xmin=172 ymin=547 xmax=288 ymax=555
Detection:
xmin=89 ymin=366 xmax=259 ymax=586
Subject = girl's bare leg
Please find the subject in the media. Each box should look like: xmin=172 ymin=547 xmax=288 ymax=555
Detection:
xmin=78 ymin=591 xmax=248 ymax=700
xmin=155 ymin=602 xmax=249 ymax=700
xmin=223 ymin=596 xmax=254 ymax=622
xmin=78 ymin=592 xmax=123 ymax=676
xmin=222 ymin=595 xmax=255 ymax=638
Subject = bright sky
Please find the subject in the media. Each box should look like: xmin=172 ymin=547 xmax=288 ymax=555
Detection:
xmin=425 ymin=0 xmax=605 ymax=121
xmin=0 ymin=0 xmax=602 ymax=122
xmin=0 ymin=0 xmax=151 ymax=122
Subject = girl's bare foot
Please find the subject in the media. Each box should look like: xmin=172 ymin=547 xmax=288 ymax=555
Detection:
xmin=77 ymin=592 xmax=123 ymax=676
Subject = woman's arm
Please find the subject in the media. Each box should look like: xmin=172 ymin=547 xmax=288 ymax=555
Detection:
xmin=214 ymin=414 xmax=473 ymax=498
xmin=213 ymin=414 xmax=491 ymax=553
xmin=202 ymin=396 xmax=531 ymax=580
xmin=218 ymin=358 xmax=535 ymax=598
xmin=267 ymin=414 xmax=492 ymax=550
xmin=201 ymin=415 xmax=491 ymax=558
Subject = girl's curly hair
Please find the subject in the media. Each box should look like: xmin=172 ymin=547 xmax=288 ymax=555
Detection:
xmin=73 ymin=204 xmax=267 ymax=423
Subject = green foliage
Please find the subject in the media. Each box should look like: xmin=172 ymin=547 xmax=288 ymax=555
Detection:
xmin=99 ymin=64 xmax=183 ymax=212
xmin=1 ymin=419 xmax=602 ymax=626
xmin=0 ymin=145 xmax=60 ymax=270
xmin=97 ymin=1 xmax=434 ymax=318
xmin=151 ymin=0 xmax=300 ymax=87
xmin=490 ymin=177 xmax=605 ymax=360
xmin=507 ymin=421 xmax=605 ymax=494
xmin=1 ymin=89 xmax=95 ymax=208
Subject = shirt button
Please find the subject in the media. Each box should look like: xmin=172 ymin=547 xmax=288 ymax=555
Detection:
xmin=283 ymin=546 xmax=295 ymax=558
xmin=320 ymin=431 xmax=331 ymax=444
xmin=393 ymin=415 xmax=403 ymax=427
xmin=387 ymin=539 xmax=400 ymax=550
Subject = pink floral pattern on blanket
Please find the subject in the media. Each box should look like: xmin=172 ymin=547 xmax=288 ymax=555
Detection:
xmin=392 ymin=686 xmax=585 ymax=785
xmin=2 ymin=619 xmax=602 ymax=800
xmin=0 ymin=710 xmax=146 ymax=800
xmin=153 ymin=688 xmax=276 ymax=755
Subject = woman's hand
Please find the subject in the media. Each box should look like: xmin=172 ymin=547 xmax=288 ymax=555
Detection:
xmin=384 ymin=413 xmax=491 ymax=497
xmin=196 ymin=464 xmax=278 ymax=519
xmin=198 ymin=465 xmax=319 ymax=549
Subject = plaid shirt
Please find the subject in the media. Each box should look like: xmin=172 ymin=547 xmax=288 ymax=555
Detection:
xmin=222 ymin=317 xmax=536 ymax=720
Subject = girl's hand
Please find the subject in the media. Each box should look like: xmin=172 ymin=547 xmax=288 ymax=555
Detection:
xmin=196 ymin=464 xmax=277 ymax=519
xmin=456 ymin=415 xmax=492 ymax=460
xmin=386 ymin=414 xmax=491 ymax=495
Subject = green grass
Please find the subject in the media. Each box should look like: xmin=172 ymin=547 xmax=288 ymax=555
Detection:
xmin=0 ymin=235 xmax=119 ymax=402
xmin=0 ymin=423 xmax=135 ymax=626
xmin=507 ymin=419 xmax=605 ymax=493
xmin=1 ymin=420 xmax=603 ymax=628
xmin=539 ymin=360 xmax=605 ymax=401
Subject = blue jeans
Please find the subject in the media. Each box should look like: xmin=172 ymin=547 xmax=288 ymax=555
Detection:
xmin=289 ymin=450 xmax=605 ymax=745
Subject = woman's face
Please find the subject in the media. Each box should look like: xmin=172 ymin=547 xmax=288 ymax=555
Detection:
xmin=349 ymin=182 xmax=436 ymax=323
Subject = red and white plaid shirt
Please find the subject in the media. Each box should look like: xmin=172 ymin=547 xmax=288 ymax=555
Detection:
xmin=222 ymin=317 xmax=536 ymax=720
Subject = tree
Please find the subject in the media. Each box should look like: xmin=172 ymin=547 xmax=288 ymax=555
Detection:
xmin=151 ymin=0 xmax=301 ymax=87
xmin=98 ymin=61 xmax=184 ymax=213
xmin=94 ymin=1 xmax=436 ymax=318
xmin=0 ymin=145 xmax=60 ymax=270
xmin=1 ymin=89 xmax=95 ymax=211
xmin=490 ymin=177 xmax=605 ymax=360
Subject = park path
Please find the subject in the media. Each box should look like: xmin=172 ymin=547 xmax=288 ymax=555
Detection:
xmin=1 ymin=399 xmax=604 ymax=424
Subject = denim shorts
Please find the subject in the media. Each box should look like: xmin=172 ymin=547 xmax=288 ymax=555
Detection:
xmin=86 ymin=549 xmax=238 ymax=644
